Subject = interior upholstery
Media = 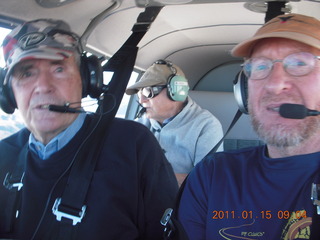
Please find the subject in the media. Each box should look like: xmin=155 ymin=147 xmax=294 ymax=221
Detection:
xmin=188 ymin=90 xmax=264 ymax=151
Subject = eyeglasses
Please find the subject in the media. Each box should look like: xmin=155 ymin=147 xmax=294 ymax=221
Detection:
xmin=139 ymin=85 xmax=166 ymax=99
xmin=242 ymin=52 xmax=320 ymax=80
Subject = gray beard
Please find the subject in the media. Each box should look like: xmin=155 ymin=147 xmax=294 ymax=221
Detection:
xmin=251 ymin=111 xmax=320 ymax=148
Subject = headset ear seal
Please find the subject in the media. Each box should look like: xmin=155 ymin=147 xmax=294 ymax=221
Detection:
xmin=80 ymin=54 xmax=104 ymax=99
xmin=233 ymin=70 xmax=248 ymax=114
xmin=0 ymin=67 xmax=16 ymax=114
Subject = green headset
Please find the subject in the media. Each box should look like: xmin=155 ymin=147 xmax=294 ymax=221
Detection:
xmin=154 ymin=60 xmax=190 ymax=102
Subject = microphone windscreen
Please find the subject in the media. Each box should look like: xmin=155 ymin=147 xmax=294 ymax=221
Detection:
xmin=279 ymin=103 xmax=308 ymax=119
xmin=48 ymin=104 xmax=84 ymax=113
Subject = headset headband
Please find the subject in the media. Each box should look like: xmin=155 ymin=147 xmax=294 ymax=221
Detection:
xmin=154 ymin=60 xmax=177 ymax=76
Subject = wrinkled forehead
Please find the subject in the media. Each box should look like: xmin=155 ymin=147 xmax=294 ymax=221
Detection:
xmin=11 ymin=55 xmax=78 ymax=76
xmin=249 ymin=38 xmax=319 ymax=58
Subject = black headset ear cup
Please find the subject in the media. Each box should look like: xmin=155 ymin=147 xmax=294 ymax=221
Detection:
xmin=80 ymin=54 xmax=104 ymax=99
xmin=167 ymin=75 xmax=190 ymax=102
xmin=233 ymin=70 xmax=248 ymax=114
xmin=0 ymin=68 xmax=16 ymax=114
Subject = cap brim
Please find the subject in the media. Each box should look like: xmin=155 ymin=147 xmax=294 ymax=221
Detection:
xmin=125 ymin=78 xmax=167 ymax=95
xmin=232 ymin=32 xmax=320 ymax=57
xmin=5 ymin=47 xmax=73 ymax=84
xmin=125 ymin=88 xmax=139 ymax=95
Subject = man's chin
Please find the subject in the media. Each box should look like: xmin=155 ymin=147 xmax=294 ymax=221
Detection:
xmin=261 ymin=132 xmax=303 ymax=148
xmin=254 ymin=121 xmax=312 ymax=148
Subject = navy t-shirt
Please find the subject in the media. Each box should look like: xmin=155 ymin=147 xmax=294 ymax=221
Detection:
xmin=178 ymin=146 xmax=320 ymax=240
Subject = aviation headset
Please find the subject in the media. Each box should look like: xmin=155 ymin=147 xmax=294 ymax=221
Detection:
xmin=154 ymin=59 xmax=190 ymax=102
xmin=233 ymin=70 xmax=248 ymax=114
xmin=232 ymin=2 xmax=286 ymax=115
xmin=0 ymin=53 xmax=104 ymax=114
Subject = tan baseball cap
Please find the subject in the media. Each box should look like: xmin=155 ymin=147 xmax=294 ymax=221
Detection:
xmin=232 ymin=13 xmax=320 ymax=58
xmin=126 ymin=61 xmax=186 ymax=95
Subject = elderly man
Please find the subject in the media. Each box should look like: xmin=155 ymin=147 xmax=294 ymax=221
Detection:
xmin=178 ymin=13 xmax=320 ymax=239
xmin=0 ymin=19 xmax=178 ymax=240
xmin=126 ymin=60 xmax=223 ymax=186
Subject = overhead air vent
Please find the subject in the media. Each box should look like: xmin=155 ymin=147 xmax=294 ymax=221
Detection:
xmin=244 ymin=0 xmax=294 ymax=13
xmin=244 ymin=0 xmax=300 ymax=22
xmin=35 ymin=0 xmax=77 ymax=8
xmin=135 ymin=0 xmax=235 ymax=7
xmin=155 ymin=0 xmax=192 ymax=3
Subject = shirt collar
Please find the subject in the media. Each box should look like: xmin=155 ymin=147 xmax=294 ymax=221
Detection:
xmin=162 ymin=99 xmax=188 ymax=126
xmin=29 ymin=113 xmax=86 ymax=160
xmin=162 ymin=116 xmax=175 ymax=126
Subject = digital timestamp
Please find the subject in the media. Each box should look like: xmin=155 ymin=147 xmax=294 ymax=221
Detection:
xmin=212 ymin=210 xmax=307 ymax=220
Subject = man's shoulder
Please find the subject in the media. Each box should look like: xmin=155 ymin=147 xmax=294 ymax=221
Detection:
xmin=0 ymin=128 xmax=29 ymax=167
xmin=110 ymin=117 xmax=153 ymax=138
xmin=203 ymin=145 xmax=264 ymax=166
xmin=111 ymin=117 xmax=149 ymax=130
xmin=187 ymin=146 xmax=264 ymax=183
xmin=187 ymin=98 xmax=219 ymax=121
xmin=0 ymin=127 xmax=29 ymax=148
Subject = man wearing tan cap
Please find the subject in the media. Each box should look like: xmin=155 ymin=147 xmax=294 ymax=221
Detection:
xmin=126 ymin=60 xmax=223 ymax=186
xmin=178 ymin=13 xmax=320 ymax=239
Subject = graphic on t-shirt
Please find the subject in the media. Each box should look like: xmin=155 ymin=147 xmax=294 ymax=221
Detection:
xmin=219 ymin=220 xmax=266 ymax=239
xmin=217 ymin=210 xmax=311 ymax=239
xmin=281 ymin=210 xmax=311 ymax=240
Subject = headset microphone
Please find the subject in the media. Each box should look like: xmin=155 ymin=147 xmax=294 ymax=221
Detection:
xmin=47 ymin=104 xmax=85 ymax=113
xmin=41 ymin=103 xmax=86 ymax=113
xmin=135 ymin=101 xmax=146 ymax=119
xmin=279 ymin=103 xmax=320 ymax=119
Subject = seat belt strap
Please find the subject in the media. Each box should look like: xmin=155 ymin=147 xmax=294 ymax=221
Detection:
xmin=310 ymin=182 xmax=320 ymax=239
xmin=2 ymin=143 xmax=28 ymax=233
xmin=52 ymin=6 xmax=163 ymax=240
xmin=161 ymin=174 xmax=190 ymax=240
xmin=161 ymin=109 xmax=243 ymax=240
xmin=206 ymin=109 xmax=243 ymax=155
xmin=3 ymin=143 xmax=27 ymax=191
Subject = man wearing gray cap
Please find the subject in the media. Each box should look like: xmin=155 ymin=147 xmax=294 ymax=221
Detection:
xmin=178 ymin=13 xmax=320 ymax=239
xmin=0 ymin=19 xmax=178 ymax=239
xmin=126 ymin=60 xmax=223 ymax=186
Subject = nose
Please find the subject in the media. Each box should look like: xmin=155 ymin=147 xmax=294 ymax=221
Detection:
xmin=34 ymin=69 xmax=54 ymax=94
xmin=263 ymin=62 xmax=292 ymax=95
xmin=138 ymin=91 xmax=148 ymax=103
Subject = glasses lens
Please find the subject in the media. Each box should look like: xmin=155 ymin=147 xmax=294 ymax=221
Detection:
xmin=242 ymin=61 xmax=252 ymax=78
xmin=243 ymin=57 xmax=272 ymax=80
xmin=284 ymin=52 xmax=316 ymax=76
xmin=141 ymin=87 xmax=153 ymax=98
xmin=140 ymin=86 xmax=166 ymax=99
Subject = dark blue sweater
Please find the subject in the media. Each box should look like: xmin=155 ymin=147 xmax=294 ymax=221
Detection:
xmin=0 ymin=116 xmax=178 ymax=239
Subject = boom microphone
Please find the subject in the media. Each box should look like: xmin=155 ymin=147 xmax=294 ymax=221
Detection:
xmin=279 ymin=103 xmax=320 ymax=119
xmin=41 ymin=103 xmax=85 ymax=113
xmin=48 ymin=104 xmax=85 ymax=113
xmin=135 ymin=101 xmax=146 ymax=119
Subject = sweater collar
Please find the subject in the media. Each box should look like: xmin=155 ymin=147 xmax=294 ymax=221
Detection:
xmin=28 ymin=113 xmax=86 ymax=160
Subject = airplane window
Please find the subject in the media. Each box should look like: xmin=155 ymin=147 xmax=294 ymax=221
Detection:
xmin=82 ymin=71 xmax=138 ymax=117
xmin=116 ymin=71 xmax=139 ymax=118
xmin=0 ymin=27 xmax=25 ymax=140
xmin=0 ymin=109 xmax=24 ymax=140
xmin=0 ymin=27 xmax=10 ymax=67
